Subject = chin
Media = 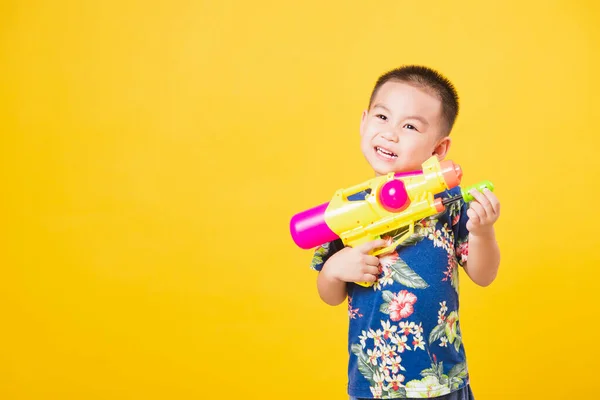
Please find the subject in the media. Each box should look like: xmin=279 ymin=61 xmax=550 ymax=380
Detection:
xmin=370 ymin=160 xmax=398 ymax=176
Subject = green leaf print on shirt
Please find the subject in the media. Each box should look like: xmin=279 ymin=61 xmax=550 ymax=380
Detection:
xmin=406 ymin=359 xmax=467 ymax=397
xmin=428 ymin=324 xmax=446 ymax=345
xmin=375 ymin=235 xmax=428 ymax=291
xmin=352 ymin=343 xmax=375 ymax=382
xmin=405 ymin=375 xmax=451 ymax=398
xmin=429 ymin=303 xmax=463 ymax=353
xmin=389 ymin=258 xmax=429 ymax=289
xmin=309 ymin=242 xmax=330 ymax=271
xmin=448 ymin=362 xmax=468 ymax=382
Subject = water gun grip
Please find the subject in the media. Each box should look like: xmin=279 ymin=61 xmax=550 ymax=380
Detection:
xmin=354 ymin=222 xmax=416 ymax=287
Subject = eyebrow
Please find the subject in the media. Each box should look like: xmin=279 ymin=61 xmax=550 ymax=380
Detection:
xmin=372 ymin=104 xmax=430 ymax=127
xmin=372 ymin=104 xmax=393 ymax=114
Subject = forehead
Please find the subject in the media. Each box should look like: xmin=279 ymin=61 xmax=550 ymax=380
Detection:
xmin=371 ymin=80 xmax=442 ymax=118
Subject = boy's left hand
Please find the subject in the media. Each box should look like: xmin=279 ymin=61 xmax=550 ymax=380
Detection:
xmin=466 ymin=188 xmax=500 ymax=237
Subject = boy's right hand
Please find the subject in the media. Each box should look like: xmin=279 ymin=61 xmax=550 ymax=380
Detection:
xmin=321 ymin=239 xmax=386 ymax=283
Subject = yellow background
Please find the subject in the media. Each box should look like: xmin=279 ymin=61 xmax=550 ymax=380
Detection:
xmin=1 ymin=0 xmax=599 ymax=398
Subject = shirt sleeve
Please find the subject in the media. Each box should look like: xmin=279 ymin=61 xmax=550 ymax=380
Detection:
xmin=451 ymin=191 xmax=470 ymax=267
xmin=309 ymin=239 xmax=344 ymax=272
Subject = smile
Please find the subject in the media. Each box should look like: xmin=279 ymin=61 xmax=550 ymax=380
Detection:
xmin=375 ymin=146 xmax=398 ymax=159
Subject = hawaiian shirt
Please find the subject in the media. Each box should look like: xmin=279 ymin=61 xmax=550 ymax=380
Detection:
xmin=310 ymin=186 xmax=471 ymax=399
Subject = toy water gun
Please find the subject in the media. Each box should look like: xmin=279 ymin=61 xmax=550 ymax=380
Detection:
xmin=290 ymin=156 xmax=494 ymax=287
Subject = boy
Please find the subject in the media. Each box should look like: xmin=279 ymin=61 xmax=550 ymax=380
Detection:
xmin=310 ymin=66 xmax=500 ymax=399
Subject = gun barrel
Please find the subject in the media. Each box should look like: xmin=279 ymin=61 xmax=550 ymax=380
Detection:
xmin=290 ymin=202 xmax=339 ymax=249
xmin=289 ymin=157 xmax=466 ymax=251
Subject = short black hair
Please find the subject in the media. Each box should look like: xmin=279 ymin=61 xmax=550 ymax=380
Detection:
xmin=368 ymin=65 xmax=460 ymax=135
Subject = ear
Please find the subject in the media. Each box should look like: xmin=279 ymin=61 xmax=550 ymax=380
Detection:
xmin=359 ymin=110 xmax=368 ymax=136
xmin=432 ymin=136 xmax=451 ymax=160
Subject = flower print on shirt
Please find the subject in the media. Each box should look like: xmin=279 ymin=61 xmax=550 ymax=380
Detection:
xmin=456 ymin=240 xmax=468 ymax=265
xmin=417 ymin=210 xmax=464 ymax=294
xmin=351 ymin=317 xmax=426 ymax=399
xmin=382 ymin=290 xmax=417 ymax=321
xmin=348 ymin=295 xmax=363 ymax=319
xmin=442 ymin=253 xmax=459 ymax=293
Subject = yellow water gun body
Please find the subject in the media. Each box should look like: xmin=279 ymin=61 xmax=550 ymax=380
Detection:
xmin=290 ymin=156 xmax=493 ymax=287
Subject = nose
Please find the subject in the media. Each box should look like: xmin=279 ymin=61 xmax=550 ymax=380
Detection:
xmin=380 ymin=130 xmax=399 ymax=142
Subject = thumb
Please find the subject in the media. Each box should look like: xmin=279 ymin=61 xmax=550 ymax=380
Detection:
xmin=356 ymin=239 xmax=387 ymax=253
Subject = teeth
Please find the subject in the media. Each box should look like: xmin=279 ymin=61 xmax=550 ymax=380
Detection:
xmin=376 ymin=147 xmax=397 ymax=158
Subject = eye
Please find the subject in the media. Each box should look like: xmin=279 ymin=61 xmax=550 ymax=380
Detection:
xmin=375 ymin=114 xmax=387 ymax=121
xmin=404 ymin=124 xmax=418 ymax=131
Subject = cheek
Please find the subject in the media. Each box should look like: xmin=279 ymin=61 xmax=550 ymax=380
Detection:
xmin=359 ymin=133 xmax=371 ymax=151
xmin=362 ymin=123 xmax=376 ymax=136
xmin=410 ymin=137 xmax=434 ymax=155
xmin=360 ymin=126 xmax=376 ymax=143
xmin=401 ymin=139 xmax=432 ymax=163
xmin=401 ymin=139 xmax=422 ymax=153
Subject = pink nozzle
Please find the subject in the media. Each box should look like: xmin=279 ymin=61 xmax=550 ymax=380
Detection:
xmin=290 ymin=202 xmax=339 ymax=249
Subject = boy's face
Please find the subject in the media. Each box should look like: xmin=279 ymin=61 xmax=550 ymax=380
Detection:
xmin=360 ymin=80 xmax=451 ymax=176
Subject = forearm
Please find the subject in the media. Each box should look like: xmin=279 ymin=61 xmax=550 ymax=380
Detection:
xmin=317 ymin=267 xmax=348 ymax=306
xmin=463 ymin=230 xmax=500 ymax=287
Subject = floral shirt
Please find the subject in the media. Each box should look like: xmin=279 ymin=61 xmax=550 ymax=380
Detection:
xmin=310 ymin=186 xmax=471 ymax=399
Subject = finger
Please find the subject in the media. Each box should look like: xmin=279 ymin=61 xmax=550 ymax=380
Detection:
xmin=483 ymin=188 xmax=500 ymax=216
xmin=469 ymin=188 xmax=491 ymax=208
xmin=466 ymin=219 xmax=474 ymax=232
xmin=363 ymin=265 xmax=380 ymax=276
xmin=469 ymin=202 xmax=486 ymax=221
xmin=466 ymin=207 xmax=480 ymax=223
xmin=470 ymin=189 xmax=496 ymax=219
xmin=364 ymin=255 xmax=380 ymax=266
xmin=356 ymin=239 xmax=387 ymax=253
xmin=479 ymin=189 xmax=497 ymax=218
xmin=361 ymin=273 xmax=378 ymax=283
